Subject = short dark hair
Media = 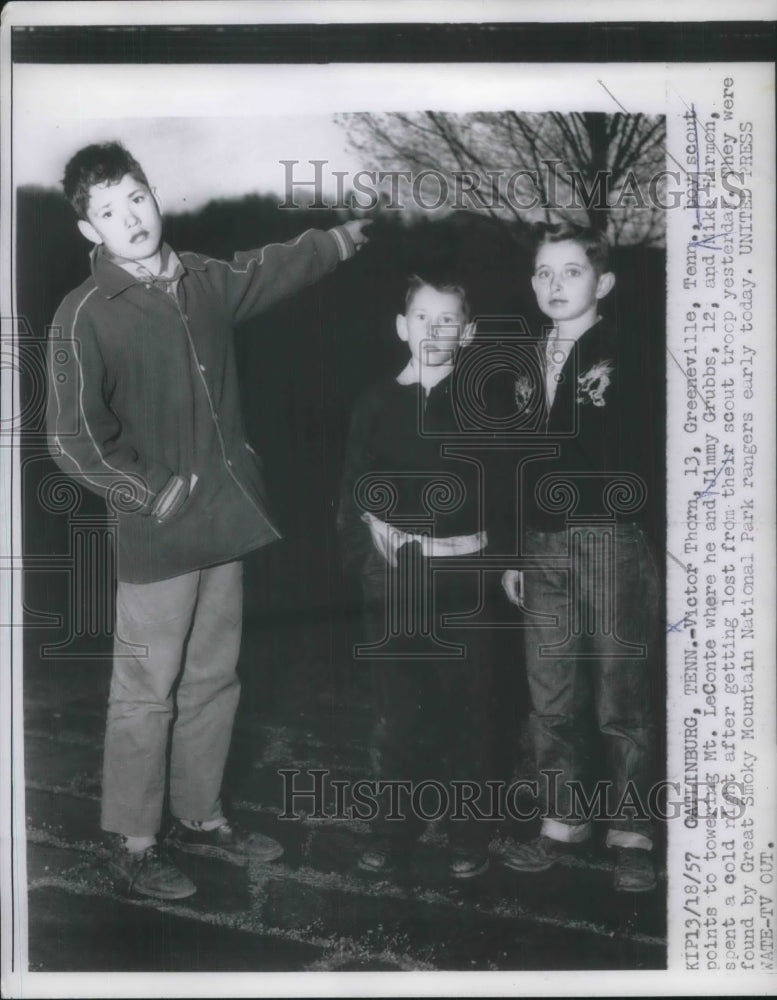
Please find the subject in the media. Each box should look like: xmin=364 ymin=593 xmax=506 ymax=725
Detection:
xmin=404 ymin=274 xmax=470 ymax=320
xmin=530 ymin=222 xmax=611 ymax=276
xmin=62 ymin=142 xmax=150 ymax=220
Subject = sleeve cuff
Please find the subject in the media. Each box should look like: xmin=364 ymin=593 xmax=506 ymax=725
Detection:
xmin=328 ymin=225 xmax=356 ymax=261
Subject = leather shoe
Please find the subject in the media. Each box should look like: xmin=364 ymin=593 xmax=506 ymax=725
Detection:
xmin=357 ymin=840 xmax=401 ymax=874
xmin=108 ymin=843 xmax=197 ymax=900
xmin=500 ymin=835 xmax=580 ymax=873
xmin=448 ymin=847 xmax=490 ymax=879
xmin=168 ymin=820 xmax=283 ymax=868
xmin=613 ymin=848 xmax=656 ymax=892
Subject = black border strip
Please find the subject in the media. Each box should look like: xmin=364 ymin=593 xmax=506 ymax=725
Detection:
xmin=10 ymin=21 xmax=777 ymax=64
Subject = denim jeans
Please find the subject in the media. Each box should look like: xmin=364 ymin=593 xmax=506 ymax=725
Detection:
xmin=523 ymin=524 xmax=660 ymax=848
xmin=101 ymin=560 xmax=243 ymax=837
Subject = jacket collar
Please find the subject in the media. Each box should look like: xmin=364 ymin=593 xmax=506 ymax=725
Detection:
xmin=574 ymin=316 xmax=616 ymax=364
xmin=91 ymin=242 xmax=206 ymax=299
xmin=395 ymin=358 xmax=454 ymax=395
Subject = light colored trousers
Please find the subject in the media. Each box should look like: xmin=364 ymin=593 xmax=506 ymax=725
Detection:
xmin=101 ymin=560 xmax=243 ymax=837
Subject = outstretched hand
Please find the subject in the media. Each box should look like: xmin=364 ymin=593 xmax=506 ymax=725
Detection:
xmin=343 ymin=218 xmax=372 ymax=249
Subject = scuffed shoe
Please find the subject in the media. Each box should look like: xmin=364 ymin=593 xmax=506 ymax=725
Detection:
xmin=357 ymin=839 xmax=401 ymax=875
xmin=448 ymin=847 xmax=490 ymax=880
xmin=499 ymin=834 xmax=581 ymax=873
xmin=168 ymin=820 xmax=284 ymax=868
xmin=614 ymin=848 xmax=656 ymax=893
xmin=108 ymin=843 xmax=197 ymax=900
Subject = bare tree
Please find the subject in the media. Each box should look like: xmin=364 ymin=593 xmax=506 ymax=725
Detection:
xmin=335 ymin=111 xmax=666 ymax=246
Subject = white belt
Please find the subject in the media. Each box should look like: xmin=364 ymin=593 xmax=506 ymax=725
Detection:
xmin=362 ymin=512 xmax=486 ymax=565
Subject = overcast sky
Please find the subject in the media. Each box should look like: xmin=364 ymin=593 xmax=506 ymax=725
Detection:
xmin=17 ymin=113 xmax=362 ymax=213
xmin=13 ymin=61 xmax=669 ymax=214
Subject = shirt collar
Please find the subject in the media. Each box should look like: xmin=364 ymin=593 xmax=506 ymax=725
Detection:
xmin=112 ymin=243 xmax=184 ymax=284
xmin=545 ymin=314 xmax=604 ymax=347
xmin=91 ymin=242 xmax=197 ymax=299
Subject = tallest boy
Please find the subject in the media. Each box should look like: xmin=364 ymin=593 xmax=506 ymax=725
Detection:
xmin=46 ymin=142 xmax=369 ymax=900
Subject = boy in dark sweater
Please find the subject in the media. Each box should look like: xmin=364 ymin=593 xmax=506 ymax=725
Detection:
xmin=46 ymin=141 xmax=368 ymax=899
xmin=338 ymin=276 xmax=493 ymax=880
xmin=501 ymin=223 xmax=660 ymax=892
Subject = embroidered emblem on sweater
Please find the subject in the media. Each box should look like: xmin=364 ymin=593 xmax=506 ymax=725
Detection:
xmin=514 ymin=373 xmax=534 ymax=411
xmin=576 ymin=360 xmax=614 ymax=407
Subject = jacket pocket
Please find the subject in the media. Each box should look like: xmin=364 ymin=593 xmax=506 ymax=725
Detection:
xmin=241 ymin=441 xmax=272 ymax=512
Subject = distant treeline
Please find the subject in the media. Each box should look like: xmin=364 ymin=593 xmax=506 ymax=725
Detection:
xmin=17 ymin=186 xmax=665 ymax=611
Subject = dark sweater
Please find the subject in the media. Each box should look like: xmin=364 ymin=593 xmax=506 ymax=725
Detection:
xmin=521 ymin=318 xmax=661 ymax=539
xmin=337 ymin=373 xmax=488 ymax=577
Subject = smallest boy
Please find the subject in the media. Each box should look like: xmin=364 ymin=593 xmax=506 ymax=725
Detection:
xmin=338 ymin=276 xmax=493 ymax=879
xmin=501 ymin=224 xmax=661 ymax=892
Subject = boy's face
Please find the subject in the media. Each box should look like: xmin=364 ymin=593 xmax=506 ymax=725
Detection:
xmin=396 ymin=286 xmax=472 ymax=367
xmin=531 ymin=239 xmax=614 ymax=323
xmin=77 ymin=173 xmax=163 ymax=261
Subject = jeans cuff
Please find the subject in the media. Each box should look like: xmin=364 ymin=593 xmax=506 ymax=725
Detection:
xmin=606 ymin=829 xmax=652 ymax=850
xmin=541 ymin=818 xmax=591 ymax=843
